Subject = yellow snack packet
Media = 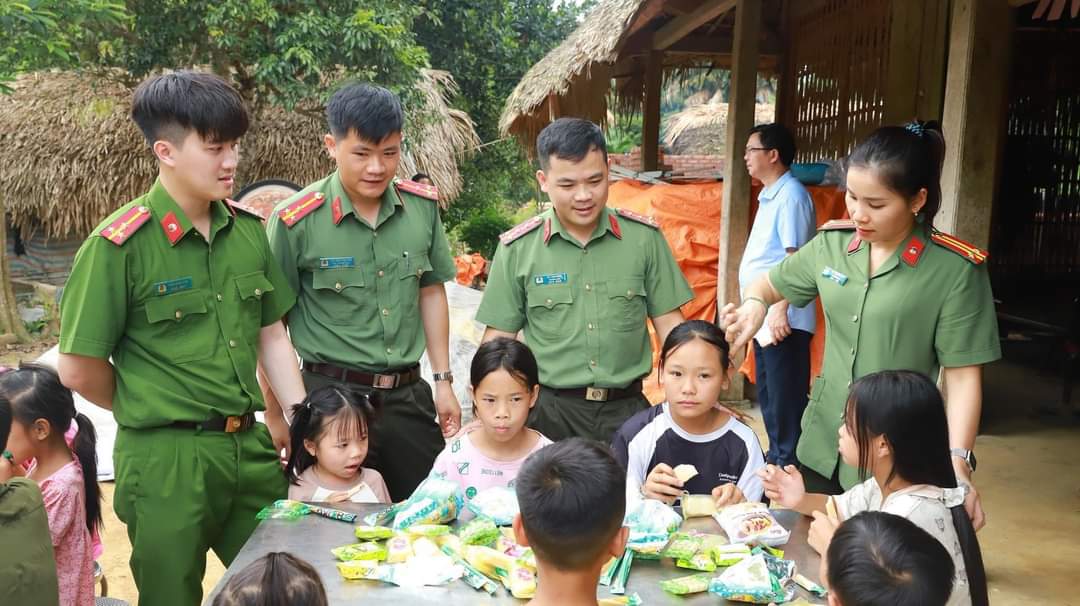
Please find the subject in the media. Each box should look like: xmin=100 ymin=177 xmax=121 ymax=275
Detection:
xmin=386 ymin=535 xmax=413 ymax=564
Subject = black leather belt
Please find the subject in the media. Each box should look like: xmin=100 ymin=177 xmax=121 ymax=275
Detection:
xmin=303 ymin=360 xmax=421 ymax=390
xmin=545 ymin=380 xmax=644 ymax=402
xmin=170 ymin=412 xmax=256 ymax=433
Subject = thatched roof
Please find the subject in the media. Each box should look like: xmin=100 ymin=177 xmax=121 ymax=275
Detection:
xmin=663 ymin=99 xmax=776 ymax=155
xmin=0 ymin=69 xmax=479 ymax=239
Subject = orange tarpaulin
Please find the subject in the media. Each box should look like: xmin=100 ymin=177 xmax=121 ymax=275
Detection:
xmin=606 ymin=180 xmax=848 ymax=403
xmin=455 ymin=252 xmax=487 ymax=286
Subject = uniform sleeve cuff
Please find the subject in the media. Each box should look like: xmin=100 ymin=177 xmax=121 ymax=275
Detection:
xmin=59 ymin=336 xmax=114 ymax=359
xmin=937 ymin=345 xmax=1003 ymax=368
xmin=768 ymin=267 xmax=815 ymax=309
xmin=474 ymin=312 xmax=522 ymax=334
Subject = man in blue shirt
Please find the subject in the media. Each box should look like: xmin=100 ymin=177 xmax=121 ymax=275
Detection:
xmin=738 ymin=123 xmax=816 ymax=467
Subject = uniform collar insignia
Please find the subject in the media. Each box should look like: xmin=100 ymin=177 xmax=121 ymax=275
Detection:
xmin=847 ymin=233 xmax=863 ymax=254
xmin=900 ymin=233 xmax=926 ymax=266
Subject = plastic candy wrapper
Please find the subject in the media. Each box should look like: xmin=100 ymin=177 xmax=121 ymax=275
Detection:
xmin=337 ymin=560 xmax=386 ymax=582
xmin=465 ymin=486 xmax=519 ymax=526
xmin=440 ymin=545 xmax=499 ymax=594
xmin=354 ymin=525 xmax=394 ymax=540
xmin=459 ymin=517 xmax=500 ymax=546
xmin=599 ymin=554 xmax=621 ymax=586
xmin=761 ymin=552 xmax=795 ymax=584
xmin=660 ymin=532 xmax=701 ymax=561
xmin=364 ymin=476 xmax=462 ymax=530
xmin=404 ymin=524 xmax=452 ymax=537
xmin=707 ymin=554 xmax=788 ymax=604
xmin=794 ymin=572 xmax=827 ymax=598
xmin=610 ymin=549 xmax=634 ymax=595
xmin=598 ymin=594 xmax=642 ymax=606
xmin=714 ymin=502 xmax=791 ymax=547
xmin=331 ymin=541 xmax=388 ymax=562
xmin=508 ymin=560 xmax=537 ymax=599
xmin=256 ymin=499 xmax=356 ymax=523
xmin=464 ymin=545 xmax=515 ymax=582
xmin=709 ymin=543 xmax=752 ymax=566
xmin=624 ymin=499 xmax=682 ymax=555
xmin=386 ymin=535 xmax=414 ymax=564
xmin=675 ymin=551 xmax=716 ymax=572
xmin=660 ymin=572 xmax=712 ymax=595
xmin=680 ymin=493 xmax=717 ymax=519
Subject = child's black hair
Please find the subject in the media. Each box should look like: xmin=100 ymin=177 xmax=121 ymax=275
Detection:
xmin=845 ymin=370 xmax=988 ymax=606
xmin=516 ymin=437 xmax=625 ymax=570
xmin=748 ymin=123 xmax=797 ymax=167
xmin=536 ymin=117 xmax=608 ymax=170
xmin=131 ymin=70 xmax=249 ymax=147
xmin=212 ymin=551 xmax=328 ymax=606
xmin=326 ymin=83 xmax=404 ymax=143
xmin=470 ymin=337 xmax=539 ymax=391
xmin=847 ymin=120 xmax=946 ymax=225
xmin=658 ymin=319 xmax=731 ymax=372
xmin=285 ymin=385 xmax=379 ymax=485
xmin=0 ymin=363 xmax=101 ymax=534
xmin=411 ymin=172 xmax=432 ymax=183
xmin=828 ymin=511 xmax=955 ymax=606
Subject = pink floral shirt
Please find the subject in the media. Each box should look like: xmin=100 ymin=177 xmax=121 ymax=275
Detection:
xmin=37 ymin=459 xmax=95 ymax=606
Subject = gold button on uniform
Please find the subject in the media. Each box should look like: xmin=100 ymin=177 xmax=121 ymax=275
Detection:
xmin=386 ymin=347 xmax=392 ymax=354
xmin=378 ymin=270 xmax=385 ymax=277
xmin=335 ymin=282 xmax=343 ymax=291
xmin=589 ymin=360 xmax=597 ymax=367
xmin=216 ymin=294 xmax=223 ymax=302
xmin=229 ymin=340 xmax=237 ymax=348
xmin=626 ymin=290 xmax=634 ymax=297
xmin=585 ymin=283 xmax=591 ymax=291
xmin=382 ymin=309 xmax=390 ymax=316
xmin=852 ymin=315 xmax=858 ymax=322
xmin=587 ymin=323 xmax=594 ymax=330
xmin=254 ymin=288 xmax=262 ymax=296
xmin=174 ymin=310 xmax=182 ymax=319
xmin=545 ymin=298 xmax=553 ymax=305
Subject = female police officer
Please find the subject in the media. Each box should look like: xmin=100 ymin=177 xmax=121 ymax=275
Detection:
xmin=721 ymin=123 xmax=999 ymax=529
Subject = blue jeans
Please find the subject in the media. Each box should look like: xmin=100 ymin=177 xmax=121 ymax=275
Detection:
xmin=753 ymin=329 xmax=812 ymax=467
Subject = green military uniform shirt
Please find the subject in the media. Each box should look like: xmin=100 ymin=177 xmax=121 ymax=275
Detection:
xmin=769 ymin=222 xmax=1001 ymax=488
xmin=266 ymin=171 xmax=456 ymax=370
xmin=59 ymin=179 xmax=296 ymax=428
xmin=477 ymin=206 xmax=694 ymax=389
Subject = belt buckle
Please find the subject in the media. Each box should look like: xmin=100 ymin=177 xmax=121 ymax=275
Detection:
xmin=224 ymin=415 xmax=243 ymax=433
xmin=585 ymin=387 xmax=609 ymax=402
xmin=373 ymin=373 xmax=398 ymax=389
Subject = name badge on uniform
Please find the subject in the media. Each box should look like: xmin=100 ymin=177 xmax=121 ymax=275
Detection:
xmin=319 ymin=256 xmax=355 ymax=269
xmin=822 ymin=267 xmax=848 ymax=286
xmin=532 ymin=273 xmax=568 ymax=286
xmin=153 ymin=277 xmax=193 ymax=296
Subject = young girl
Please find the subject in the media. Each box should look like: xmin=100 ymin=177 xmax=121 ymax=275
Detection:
xmin=1 ymin=363 xmax=100 ymax=606
xmin=286 ymin=385 xmax=390 ymax=503
xmin=611 ymin=320 xmax=765 ymax=507
xmin=759 ymin=370 xmax=988 ymax=606
xmin=430 ymin=338 xmax=551 ymax=519
xmin=212 ymin=551 xmax=328 ymax=606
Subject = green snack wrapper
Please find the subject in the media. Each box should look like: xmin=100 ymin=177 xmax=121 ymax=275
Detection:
xmin=599 ymin=553 xmax=622 ymax=586
xmin=598 ymin=593 xmax=642 ymax=606
xmin=458 ymin=517 xmax=500 ymax=546
xmin=610 ymin=549 xmax=634 ymax=595
xmin=709 ymin=542 xmax=752 ymax=567
xmin=304 ymin=503 xmax=357 ymax=523
xmin=439 ymin=545 xmax=499 ymax=594
xmin=676 ymin=551 xmax=717 ymax=572
xmin=256 ymin=499 xmax=308 ymax=520
xmin=331 ymin=541 xmax=388 ymax=562
xmin=660 ymin=532 xmax=702 ymax=561
xmin=354 ymin=525 xmax=394 ymax=540
xmin=405 ymin=524 xmax=452 ymax=537
xmin=660 ymin=572 xmax=713 ymax=595
xmin=794 ymin=573 xmax=827 ymax=598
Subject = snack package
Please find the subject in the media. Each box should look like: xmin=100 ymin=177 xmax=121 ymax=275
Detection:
xmin=661 ymin=532 xmax=702 ymax=561
xmin=794 ymin=572 xmax=827 ymax=598
xmin=660 ymin=572 xmax=713 ymax=595
xmin=412 ymin=537 xmax=441 ymax=558
xmin=709 ymin=543 xmax=752 ymax=567
xmin=761 ymin=552 xmax=795 ymax=583
xmin=355 ymin=525 xmax=394 ymax=540
xmin=508 ymin=560 xmax=537 ymax=599
xmin=386 ymin=535 xmax=414 ymax=564
xmin=599 ymin=554 xmax=621 ymax=586
xmin=680 ymin=493 xmax=717 ymax=519
xmin=697 ymin=532 xmax=730 ymax=551
xmin=624 ymin=499 xmax=682 ymax=555
xmin=405 ymin=524 xmax=452 ymax=537
xmin=707 ymin=554 xmax=787 ymax=603
xmin=598 ymin=594 xmax=642 ymax=606
xmin=366 ymin=476 xmax=462 ymax=530
xmin=714 ymin=502 xmax=791 ymax=547
xmin=440 ymin=545 xmax=499 ymax=594
xmin=336 ymin=560 xmax=386 ymax=582
xmin=331 ymin=542 xmax=388 ymax=562
xmin=459 ymin=517 xmax=500 ymax=546
xmin=464 ymin=545 xmax=515 ymax=583
xmin=465 ymin=486 xmax=519 ymax=526
xmin=675 ymin=551 xmax=716 ymax=572
xmin=609 ymin=549 xmax=634 ymax=595
xmin=256 ymin=499 xmax=356 ymax=523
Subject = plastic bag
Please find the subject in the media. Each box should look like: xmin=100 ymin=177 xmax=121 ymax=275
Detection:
xmin=624 ymin=498 xmax=682 ymax=555
xmin=707 ymin=554 xmax=787 ymax=603
xmin=714 ymin=502 xmax=791 ymax=546
xmin=465 ymin=486 xmax=519 ymax=526
xmin=365 ymin=476 xmax=463 ymax=530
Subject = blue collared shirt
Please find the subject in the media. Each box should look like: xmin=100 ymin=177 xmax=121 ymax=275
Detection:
xmin=738 ymin=170 xmax=817 ymax=338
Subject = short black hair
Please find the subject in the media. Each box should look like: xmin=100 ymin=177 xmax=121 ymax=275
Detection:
xmin=828 ymin=511 xmax=955 ymax=606
xmin=659 ymin=319 xmax=731 ymax=372
xmin=411 ymin=172 xmax=432 ymax=184
xmin=470 ymin=337 xmax=540 ymax=390
xmin=516 ymin=437 xmax=625 ymax=570
xmin=326 ymin=83 xmax=404 ymax=142
xmin=131 ymin=71 xmax=249 ymax=146
xmin=285 ymin=385 xmax=378 ymax=486
xmin=213 ymin=552 xmax=328 ymax=606
xmin=536 ymin=117 xmax=608 ymax=170
xmin=748 ymin=123 xmax=797 ymax=167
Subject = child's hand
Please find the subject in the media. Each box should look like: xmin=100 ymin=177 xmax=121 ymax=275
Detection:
xmin=711 ymin=483 xmax=746 ymax=508
xmin=758 ymin=464 xmax=805 ymax=509
xmin=643 ymin=463 xmax=684 ymax=504
xmin=808 ymin=510 xmax=839 ymax=556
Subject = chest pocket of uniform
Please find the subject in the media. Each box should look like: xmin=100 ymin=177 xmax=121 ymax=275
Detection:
xmin=144 ymin=291 xmax=212 ymax=364
xmin=606 ymin=277 xmax=647 ymax=332
xmin=234 ymin=272 xmax=275 ymax=301
xmin=398 ymin=252 xmax=432 ymax=281
xmin=311 ymin=268 xmax=365 ymax=324
xmin=526 ymin=284 xmax=574 ymax=339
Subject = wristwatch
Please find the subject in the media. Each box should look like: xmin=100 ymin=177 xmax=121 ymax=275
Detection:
xmin=432 ymin=371 xmax=454 ymax=384
xmin=950 ymin=448 xmax=977 ymax=473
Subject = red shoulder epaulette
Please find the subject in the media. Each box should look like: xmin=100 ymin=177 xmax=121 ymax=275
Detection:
xmin=99 ymin=205 xmax=152 ymax=246
xmin=226 ymin=198 xmax=268 ymax=221
xmin=614 ymin=207 xmax=659 ymax=228
xmin=395 ymin=179 xmax=439 ymax=201
xmin=278 ymin=191 xmax=326 ymax=228
xmin=499 ymin=216 xmax=543 ymax=245
xmin=819 ymin=219 xmax=856 ymax=231
xmin=930 ymin=230 xmax=987 ymax=264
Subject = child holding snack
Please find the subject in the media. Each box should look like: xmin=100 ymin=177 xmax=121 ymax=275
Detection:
xmin=286 ymin=385 xmax=390 ymax=503
xmin=430 ymin=338 xmax=551 ymax=518
xmin=513 ymin=437 xmax=628 ymax=606
xmin=612 ymin=320 xmax=765 ymax=507
xmin=212 ymin=551 xmax=328 ymax=606
xmin=760 ymin=370 xmax=987 ymax=606
xmin=824 ymin=511 xmax=956 ymax=606
xmin=1 ymin=363 xmax=100 ymax=606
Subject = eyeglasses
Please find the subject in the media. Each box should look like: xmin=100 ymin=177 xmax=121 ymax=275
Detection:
xmin=745 ymin=147 xmax=773 ymax=154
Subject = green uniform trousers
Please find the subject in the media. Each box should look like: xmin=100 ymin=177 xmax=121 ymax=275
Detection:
xmin=302 ymin=371 xmax=444 ymax=501
xmin=529 ymin=387 xmax=650 ymax=443
xmin=113 ymin=424 xmax=286 ymax=606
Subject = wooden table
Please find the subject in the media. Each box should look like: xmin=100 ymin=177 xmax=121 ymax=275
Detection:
xmin=206 ymin=504 xmax=824 ymax=605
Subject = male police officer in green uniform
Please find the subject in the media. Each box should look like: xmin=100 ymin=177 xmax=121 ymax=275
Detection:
xmin=265 ymin=83 xmax=460 ymax=501
xmin=57 ymin=72 xmax=307 ymax=606
xmin=477 ymin=118 xmax=694 ymax=443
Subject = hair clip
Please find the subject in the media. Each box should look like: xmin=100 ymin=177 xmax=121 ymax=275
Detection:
xmin=904 ymin=121 xmax=925 ymax=137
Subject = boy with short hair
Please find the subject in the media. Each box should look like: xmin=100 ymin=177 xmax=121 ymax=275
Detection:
xmin=57 ymin=71 xmax=306 ymax=606
xmin=513 ymin=438 xmax=628 ymax=606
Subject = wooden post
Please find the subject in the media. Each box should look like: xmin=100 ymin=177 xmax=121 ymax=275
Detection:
xmin=719 ymin=0 xmax=761 ymax=402
xmin=938 ymin=0 xmax=1013 ymax=247
xmin=0 ymin=196 xmax=31 ymax=344
xmin=642 ymin=50 xmax=663 ymax=171
xmin=884 ymin=0 xmax=925 ymax=124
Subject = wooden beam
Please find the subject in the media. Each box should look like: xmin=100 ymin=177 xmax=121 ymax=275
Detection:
xmin=641 ymin=50 xmax=663 ymax=171
xmin=884 ymin=0 xmax=925 ymax=123
xmin=654 ymin=0 xmax=738 ymax=50
xmin=719 ymin=0 xmax=761 ymax=402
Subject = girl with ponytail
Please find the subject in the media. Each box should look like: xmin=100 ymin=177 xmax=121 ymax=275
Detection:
xmin=1 ymin=362 xmax=100 ymax=606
